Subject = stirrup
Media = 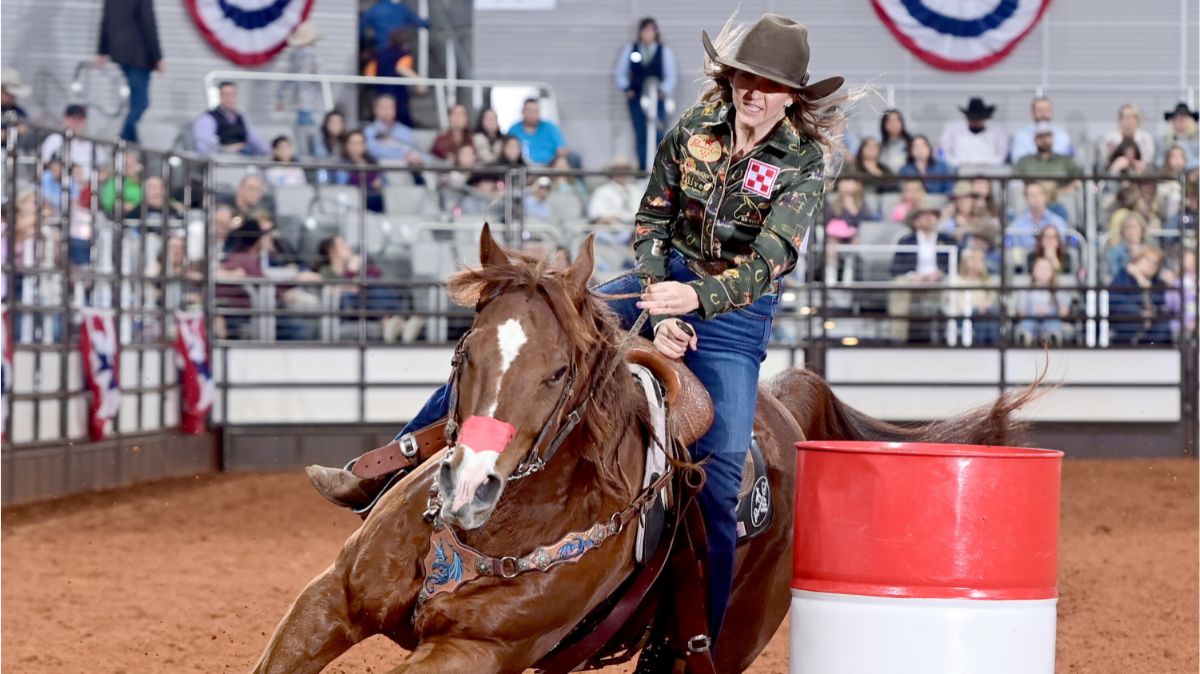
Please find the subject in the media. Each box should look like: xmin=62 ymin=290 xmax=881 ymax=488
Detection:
xmin=350 ymin=468 xmax=407 ymax=517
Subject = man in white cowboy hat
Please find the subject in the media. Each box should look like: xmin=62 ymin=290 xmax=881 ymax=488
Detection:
xmin=96 ymin=0 xmax=164 ymax=143
xmin=276 ymin=21 xmax=324 ymax=156
xmin=938 ymin=97 xmax=1009 ymax=168
xmin=1 ymin=68 xmax=31 ymax=120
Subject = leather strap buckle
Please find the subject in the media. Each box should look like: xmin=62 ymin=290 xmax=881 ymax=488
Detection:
xmin=498 ymin=556 xmax=520 ymax=579
xmin=399 ymin=433 xmax=420 ymax=459
xmin=687 ymin=634 xmax=711 ymax=654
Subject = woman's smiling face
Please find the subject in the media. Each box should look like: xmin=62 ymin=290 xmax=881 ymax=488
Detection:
xmin=730 ymin=69 xmax=794 ymax=131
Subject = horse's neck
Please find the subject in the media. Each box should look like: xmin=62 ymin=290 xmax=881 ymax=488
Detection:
xmin=460 ymin=416 xmax=646 ymax=555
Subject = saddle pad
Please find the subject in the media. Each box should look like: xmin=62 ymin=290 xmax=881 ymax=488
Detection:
xmin=630 ymin=364 xmax=670 ymax=564
xmin=735 ymin=436 xmax=772 ymax=543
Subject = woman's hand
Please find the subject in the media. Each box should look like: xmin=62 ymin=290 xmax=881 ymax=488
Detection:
xmin=653 ymin=318 xmax=698 ymax=359
xmin=637 ymin=281 xmax=700 ymax=316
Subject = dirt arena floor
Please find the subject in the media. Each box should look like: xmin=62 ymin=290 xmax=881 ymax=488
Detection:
xmin=3 ymin=458 xmax=1196 ymax=673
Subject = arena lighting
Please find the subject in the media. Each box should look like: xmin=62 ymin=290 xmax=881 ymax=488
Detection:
xmin=781 ymin=292 xmax=797 ymax=302
xmin=840 ymin=337 xmax=859 ymax=346
xmin=798 ymin=306 xmax=813 ymax=315
xmin=166 ymin=156 xmax=182 ymax=167
xmin=823 ymin=320 xmax=836 ymax=330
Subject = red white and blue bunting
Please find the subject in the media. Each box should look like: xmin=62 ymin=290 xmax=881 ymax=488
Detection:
xmin=174 ymin=312 xmax=214 ymax=435
xmin=871 ymin=0 xmax=1052 ymax=72
xmin=80 ymin=309 xmax=122 ymax=441
xmin=185 ymin=0 xmax=315 ymax=66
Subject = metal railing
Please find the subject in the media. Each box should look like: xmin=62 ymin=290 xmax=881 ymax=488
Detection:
xmin=5 ymin=120 xmax=1196 ymax=451
xmin=3 ymin=122 xmax=210 ymax=448
xmin=203 ymin=71 xmax=560 ymax=131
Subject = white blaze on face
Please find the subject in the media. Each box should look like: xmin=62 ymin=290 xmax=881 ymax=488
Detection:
xmin=452 ymin=318 xmax=527 ymax=512
xmin=496 ymin=318 xmax=527 ymax=375
xmin=484 ymin=318 xmax=527 ymax=416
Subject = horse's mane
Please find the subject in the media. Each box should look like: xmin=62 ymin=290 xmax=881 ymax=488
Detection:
xmin=447 ymin=251 xmax=648 ymax=498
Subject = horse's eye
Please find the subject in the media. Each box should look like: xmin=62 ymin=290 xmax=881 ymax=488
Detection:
xmin=545 ymin=366 xmax=568 ymax=385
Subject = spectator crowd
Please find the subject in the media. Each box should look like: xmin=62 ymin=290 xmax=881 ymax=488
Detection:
xmin=1 ymin=8 xmax=1198 ymax=348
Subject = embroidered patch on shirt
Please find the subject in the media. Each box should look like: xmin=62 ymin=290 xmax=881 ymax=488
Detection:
xmin=686 ymin=134 xmax=723 ymax=162
xmin=742 ymin=159 xmax=780 ymax=198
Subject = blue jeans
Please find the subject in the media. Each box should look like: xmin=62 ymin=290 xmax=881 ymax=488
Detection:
xmin=628 ymin=94 xmax=667 ymax=171
xmin=119 ymin=65 xmax=151 ymax=143
xmin=396 ymin=251 xmax=776 ymax=643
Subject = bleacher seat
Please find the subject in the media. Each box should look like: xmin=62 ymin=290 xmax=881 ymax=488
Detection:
xmin=275 ymin=184 xmax=315 ymax=222
xmin=878 ymin=193 xmax=903 ymax=219
xmin=547 ymin=192 xmax=585 ymax=224
xmin=384 ymin=184 xmax=434 ymax=217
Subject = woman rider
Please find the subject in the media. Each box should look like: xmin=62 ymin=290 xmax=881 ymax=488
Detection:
xmin=306 ymin=14 xmax=842 ymax=645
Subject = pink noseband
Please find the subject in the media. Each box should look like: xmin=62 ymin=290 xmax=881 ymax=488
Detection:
xmin=459 ymin=415 xmax=517 ymax=453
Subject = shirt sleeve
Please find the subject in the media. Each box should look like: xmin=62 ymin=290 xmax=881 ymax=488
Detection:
xmin=243 ymin=118 xmax=270 ymax=156
xmin=193 ymin=116 xmax=217 ymax=155
xmin=550 ymin=122 xmax=566 ymax=151
xmin=687 ymin=144 xmax=827 ymax=318
xmin=614 ymin=44 xmax=632 ymax=90
xmin=97 ymin=0 xmax=110 ymax=56
xmin=140 ymin=0 xmax=162 ymax=66
xmin=632 ymin=119 xmax=685 ymax=286
xmin=660 ymin=45 xmax=677 ymax=95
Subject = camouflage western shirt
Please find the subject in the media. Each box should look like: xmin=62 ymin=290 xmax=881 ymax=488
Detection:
xmin=633 ymin=101 xmax=826 ymax=320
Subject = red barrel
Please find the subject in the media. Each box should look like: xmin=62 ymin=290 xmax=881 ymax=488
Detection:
xmin=792 ymin=441 xmax=1062 ymax=600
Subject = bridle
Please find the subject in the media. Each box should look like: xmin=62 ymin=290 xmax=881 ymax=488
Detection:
xmin=441 ymin=278 xmax=649 ymax=482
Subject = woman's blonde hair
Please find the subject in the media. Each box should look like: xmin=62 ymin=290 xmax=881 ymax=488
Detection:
xmin=1106 ymin=207 xmax=1148 ymax=247
xmin=958 ymin=247 xmax=990 ymax=281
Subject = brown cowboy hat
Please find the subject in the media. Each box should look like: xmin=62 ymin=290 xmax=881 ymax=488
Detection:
xmin=702 ymin=14 xmax=844 ymax=101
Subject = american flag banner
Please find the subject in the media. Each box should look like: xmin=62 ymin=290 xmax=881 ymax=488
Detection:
xmin=80 ymin=309 xmax=122 ymax=441
xmin=174 ymin=312 xmax=214 ymax=434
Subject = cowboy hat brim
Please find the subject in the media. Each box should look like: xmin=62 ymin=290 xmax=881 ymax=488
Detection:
xmin=1165 ymin=109 xmax=1200 ymax=121
xmin=959 ymin=105 xmax=996 ymax=118
xmin=1 ymin=81 xmax=31 ymax=97
xmin=702 ymin=30 xmax=844 ymax=101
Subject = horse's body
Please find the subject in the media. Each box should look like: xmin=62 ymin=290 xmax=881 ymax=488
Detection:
xmin=252 ymin=228 xmax=1031 ymax=674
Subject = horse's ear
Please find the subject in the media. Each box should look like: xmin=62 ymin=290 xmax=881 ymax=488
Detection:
xmin=565 ymin=233 xmax=596 ymax=292
xmin=479 ymin=222 xmax=509 ymax=268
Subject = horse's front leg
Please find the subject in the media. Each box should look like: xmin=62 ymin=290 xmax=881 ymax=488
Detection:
xmin=251 ymin=564 xmax=363 ymax=674
xmin=386 ymin=636 xmax=519 ymax=674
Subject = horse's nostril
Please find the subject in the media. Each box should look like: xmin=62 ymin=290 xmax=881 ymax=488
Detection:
xmin=438 ymin=461 xmax=453 ymax=492
xmin=474 ymin=473 xmax=503 ymax=505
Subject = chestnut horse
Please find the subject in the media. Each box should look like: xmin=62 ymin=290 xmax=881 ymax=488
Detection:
xmin=252 ymin=226 xmax=1032 ymax=673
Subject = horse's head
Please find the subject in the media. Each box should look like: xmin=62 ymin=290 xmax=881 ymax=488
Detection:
xmin=436 ymin=224 xmax=608 ymax=529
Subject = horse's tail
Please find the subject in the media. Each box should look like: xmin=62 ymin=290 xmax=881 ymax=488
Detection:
xmin=767 ymin=368 xmax=1044 ymax=447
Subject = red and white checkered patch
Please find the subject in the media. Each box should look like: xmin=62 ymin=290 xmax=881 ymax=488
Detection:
xmin=742 ymin=159 xmax=779 ymax=197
